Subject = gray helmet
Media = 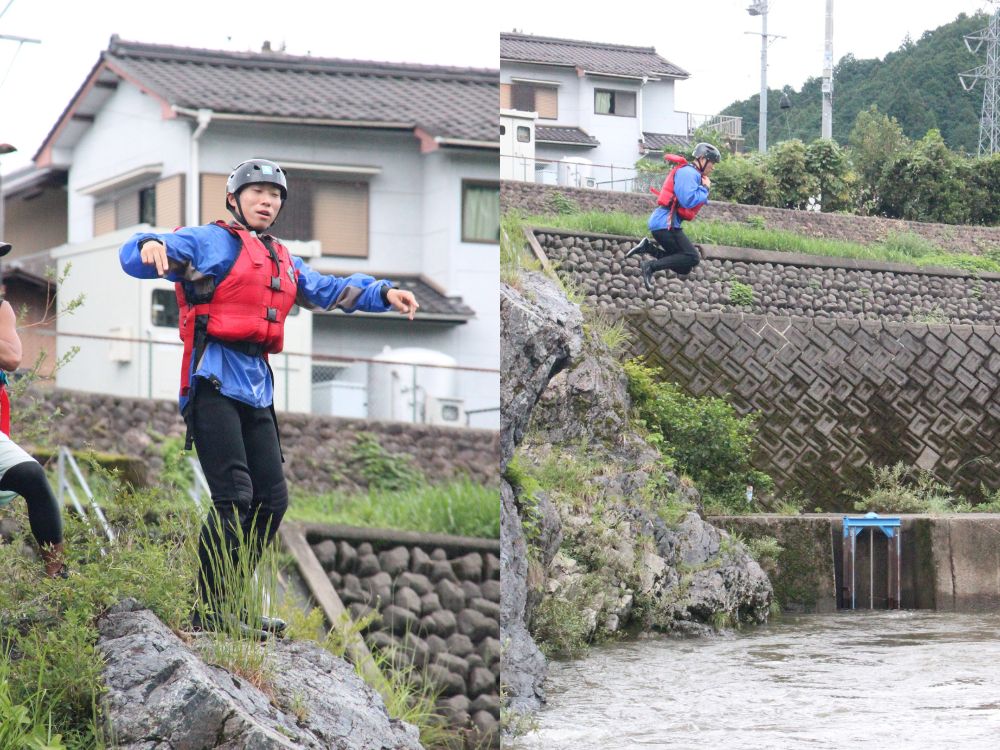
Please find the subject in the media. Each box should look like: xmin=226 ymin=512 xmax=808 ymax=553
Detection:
xmin=692 ymin=142 xmax=722 ymax=163
xmin=226 ymin=158 xmax=288 ymax=201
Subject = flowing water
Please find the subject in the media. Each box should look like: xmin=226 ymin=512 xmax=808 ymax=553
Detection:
xmin=513 ymin=611 xmax=1000 ymax=749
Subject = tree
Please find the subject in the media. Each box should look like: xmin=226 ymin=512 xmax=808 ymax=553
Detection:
xmin=877 ymin=129 xmax=970 ymax=223
xmin=805 ymin=139 xmax=851 ymax=212
xmin=847 ymin=106 xmax=909 ymax=215
xmin=765 ymin=139 xmax=818 ymax=209
xmin=710 ymin=152 xmax=775 ymax=205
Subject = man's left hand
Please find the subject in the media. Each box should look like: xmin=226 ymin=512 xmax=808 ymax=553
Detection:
xmin=387 ymin=289 xmax=419 ymax=320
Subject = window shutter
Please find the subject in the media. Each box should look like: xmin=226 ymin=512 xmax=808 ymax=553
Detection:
xmin=535 ymin=87 xmax=558 ymax=119
xmin=116 ymin=192 xmax=139 ymax=229
xmin=94 ymin=202 xmax=116 ymax=236
xmin=200 ymin=174 xmax=229 ymax=225
xmin=155 ymin=174 xmax=185 ymax=229
xmin=511 ymin=84 xmax=535 ymax=112
xmin=500 ymin=83 xmax=512 ymax=109
xmin=314 ymin=182 xmax=369 ymax=257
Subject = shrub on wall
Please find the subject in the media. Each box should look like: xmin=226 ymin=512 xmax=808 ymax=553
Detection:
xmin=624 ymin=360 xmax=772 ymax=513
xmin=710 ymin=152 xmax=775 ymax=206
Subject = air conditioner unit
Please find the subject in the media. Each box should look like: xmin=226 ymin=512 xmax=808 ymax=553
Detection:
xmin=108 ymin=326 xmax=133 ymax=363
xmin=583 ymin=177 xmax=597 ymax=189
xmin=425 ymin=396 xmax=465 ymax=427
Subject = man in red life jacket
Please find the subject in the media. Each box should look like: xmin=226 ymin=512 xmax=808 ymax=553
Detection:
xmin=626 ymin=142 xmax=721 ymax=291
xmin=120 ymin=159 xmax=419 ymax=637
xmin=0 ymin=241 xmax=68 ymax=579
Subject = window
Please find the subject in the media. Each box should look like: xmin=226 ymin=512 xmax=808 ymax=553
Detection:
xmin=201 ymin=173 xmax=370 ymax=257
xmin=139 ymin=186 xmax=156 ymax=226
xmin=510 ymin=83 xmax=558 ymax=119
xmin=151 ymin=289 xmax=179 ymax=328
xmin=516 ymin=126 xmax=531 ymax=143
xmin=595 ymin=89 xmax=636 ymax=117
xmin=462 ymin=181 xmax=499 ymax=244
xmin=92 ymin=174 xmax=183 ymax=236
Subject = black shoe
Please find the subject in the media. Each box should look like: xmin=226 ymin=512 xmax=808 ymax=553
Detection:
xmin=242 ymin=610 xmax=287 ymax=636
xmin=641 ymin=261 xmax=656 ymax=291
xmin=625 ymin=237 xmax=651 ymax=259
xmin=189 ymin=610 xmax=271 ymax=641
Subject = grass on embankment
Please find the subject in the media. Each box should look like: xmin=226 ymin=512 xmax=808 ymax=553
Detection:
xmin=518 ymin=210 xmax=1000 ymax=274
xmin=286 ymin=478 xmax=500 ymax=539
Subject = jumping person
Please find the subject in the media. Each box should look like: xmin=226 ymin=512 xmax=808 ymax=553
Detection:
xmin=626 ymin=142 xmax=721 ymax=290
xmin=0 ymin=243 xmax=68 ymax=579
xmin=119 ymin=159 xmax=419 ymax=637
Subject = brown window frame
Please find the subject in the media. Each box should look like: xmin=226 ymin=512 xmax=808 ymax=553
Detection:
xmin=511 ymin=82 xmax=558 ymax=120
xmin=594 ymin=88 xmax=637 ymax=117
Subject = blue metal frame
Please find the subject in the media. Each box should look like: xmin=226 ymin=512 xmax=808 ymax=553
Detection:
xmin=842 ymin=513 xmax=902 ymax=610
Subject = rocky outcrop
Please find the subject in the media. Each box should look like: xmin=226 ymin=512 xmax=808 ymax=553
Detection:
xmin=500 ymin=268 xmax=773 ymax=726
xmin=97 ymin=599 xmax=421 ymax=750
xmin=499 ymin=273 xmax=583 ymax=717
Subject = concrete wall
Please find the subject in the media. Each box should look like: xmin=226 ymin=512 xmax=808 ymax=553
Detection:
xmin=715 ymin=515 xmax=1000 ymax=613
xmin=304 ymin=524 xmax=499 ymax=746
xmin=532 ymin=229 xmax=1000 ymax=506
xmin=21 ymin=388 xmax=498 ymax=493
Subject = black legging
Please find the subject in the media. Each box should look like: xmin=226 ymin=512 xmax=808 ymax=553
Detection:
xmin=190 ymin=381 xmax=288 ymax=609
xmin=1 ymin=460 xmax=62 ymax=547
xmin=648 ymin=227 xmax=701 ymax=276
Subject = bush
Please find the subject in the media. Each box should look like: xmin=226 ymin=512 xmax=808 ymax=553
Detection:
xmin=852 ymin=462 xmax=958 ymax=513
xmin=624 ymin=360 xmax=772 ymax=512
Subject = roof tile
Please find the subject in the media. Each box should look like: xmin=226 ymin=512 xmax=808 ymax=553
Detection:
xmin=500 ymin=32 xmax=688 ymax=79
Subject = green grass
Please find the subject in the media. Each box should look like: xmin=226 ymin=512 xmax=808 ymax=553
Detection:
xmin=285 ymin=478 xmax=500 ymax=539
xmin=521 ymin=211 xmax=1000 ymax=274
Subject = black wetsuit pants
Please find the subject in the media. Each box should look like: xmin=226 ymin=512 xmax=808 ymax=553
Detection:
xmin=191 ymin=382 xmax=288 ymax=609
xmin=648 ymin=227 xmax=701 ymax=276
xmin=1 ymin=460 xmax=62 ymax=547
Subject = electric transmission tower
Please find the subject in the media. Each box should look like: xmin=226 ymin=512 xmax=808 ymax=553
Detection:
xmin=960 ymin=4 xmax=1000 ymax=156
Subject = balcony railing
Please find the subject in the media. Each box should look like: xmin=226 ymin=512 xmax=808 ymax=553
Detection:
xmin=686 ymin=113 xmax=743 ymax=139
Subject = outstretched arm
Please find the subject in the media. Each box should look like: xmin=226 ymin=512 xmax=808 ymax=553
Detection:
xmin=0 ymin=301 xmax=23 ymax=372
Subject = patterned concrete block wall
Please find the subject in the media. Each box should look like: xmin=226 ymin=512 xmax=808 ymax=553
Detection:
xmin=530 ymin=229 xmax=1000 ymax=508
xmin=307 ymin=526 xmax=500 ymax=747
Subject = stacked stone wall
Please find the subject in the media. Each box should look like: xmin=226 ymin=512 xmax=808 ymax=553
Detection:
xmin=22 ymin=388 xmax=498 ymax=493
xmin=306 ymin=526 xmax=500 ymax=747
xmin=532 ymin=229 xmax=1000 ymax=508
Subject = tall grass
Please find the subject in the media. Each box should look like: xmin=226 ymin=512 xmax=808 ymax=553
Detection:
xmin=522 ymin=211 xmax=1000 ymax=274
xmin=286 ymin=478 xmax=499 ymax=539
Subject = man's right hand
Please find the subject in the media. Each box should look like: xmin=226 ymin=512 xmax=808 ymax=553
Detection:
xmin=702 ymin=176 xmax=712 ymax=189
xmin=140 ymin=239 xmax=169 ymax=277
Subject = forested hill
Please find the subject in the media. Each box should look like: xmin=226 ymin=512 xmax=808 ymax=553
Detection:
xmin=721 ymin=12 xmax=988 ymax=152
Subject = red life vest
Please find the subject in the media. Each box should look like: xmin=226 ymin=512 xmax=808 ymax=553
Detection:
xmin=175 ymin=221 xmax=299 ymax=398
xmin=648 ymin=154 xmax=704 ymax=223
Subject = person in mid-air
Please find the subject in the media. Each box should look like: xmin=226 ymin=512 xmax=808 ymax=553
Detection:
xmin=627 ymin=142 xmax=722 ymax=290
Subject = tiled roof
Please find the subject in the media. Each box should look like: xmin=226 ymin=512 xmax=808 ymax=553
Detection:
xmin=39 ymin=36 xmax=498 ymax=162
xmin=535 ymin=125 xmax=599 ymax=147
xmin=323 ymin=275 xmax=475 ymax=322
xmin=642 ymin=132 xmax=691 ymax=151
xmin=500 ymin=32 xmax=689 ymax=79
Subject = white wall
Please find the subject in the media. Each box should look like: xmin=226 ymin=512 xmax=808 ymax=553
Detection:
xmin=643 ymin=81 xmax=688 ymax=135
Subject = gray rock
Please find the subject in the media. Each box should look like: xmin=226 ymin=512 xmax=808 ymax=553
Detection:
xmin=420 ymin=609 xmax=457 ymax=638
xmin=358 ymin=542 xmax=374 ymax=556
xmin=451 ymin=552 xmax=483 ymax=582
xmin=424 ymin=663 xmax=466 ymax=697
xmin=471 ymin=693 xmax=500 ymax=719
xmin=96 ymin=603 xmax=420 ymax=750
xmin=312 ymin=539 xmax=337 ymax=571
xmin=430 ymin=548 xmax=448 ymax=561
xmin=460 ymin=580 xmax=483 ymax=601
xmin=484 ymin=553 xmax=500 ymax=582
xmin=437 ymin=694 xmax=471 ymax=722
xmin=425 ymin=634 xmax=448 ymax=660
xmin=479 ymin=637 xmax=501 ymax=667
xmin=398 ymin=571 xmax=433 ymax=596
xmin=378 ymin=546 xmax=410 ymax=577
xmin=401 ymin=632 xmax=429 ymax=669
xmin=468 ymin=667 xmax=497 ymax=698
xmin=457 ymin=608 xmax=499 ymax=641
xmin=392 ymin=586 xmax=422 ymax=614
xmin=469 ymin=597 xmax=500 ymax=620
xmin=355 ymin=553 xmax=381 ymax=578
xmin=336 ymin=541 xmax=357 ymax=573
xmin=429 ymin=559 xmax=458 ymax=583
xmin=419 ymin=592 xmax=442 ymax=616
xmin=410 ymin=546 xmax=433 ymax=575
xmin=481 ymin=579 xmax=500 ymax=603
xmin=436 ymin=579 xmax=466 ymax=612
xmin=434 ymin=651 xmax=469 ymax=678
xmin=380 ymin=605 xmax=418 ymax=636
xmin=326 ymin=570 xmax=342 ymax=588
xmin=342 ymin=573 xmax=362 ymax=593
xmin=472 ymin=710 xmax=499 ymax=744
xmin=445 ymin=633 xmax=475 ymax=658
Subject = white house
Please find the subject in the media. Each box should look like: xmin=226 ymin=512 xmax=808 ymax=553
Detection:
xmin=499 ymin=32 xmax=741 ymax=191
xmin=5 ymin=36 xmax=500 ymax=428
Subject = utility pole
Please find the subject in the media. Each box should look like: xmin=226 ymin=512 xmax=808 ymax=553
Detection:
xmin=821 ymin=0 xmax=834 ymax=140
xmin=746 ymin=2 xmax=784 ymax=153
xmin=960 ymin=3 xmax=1000 ymax=156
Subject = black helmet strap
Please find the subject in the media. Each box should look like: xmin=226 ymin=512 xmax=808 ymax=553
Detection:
xmin=226 ymin=185 xmax=283 ymax=230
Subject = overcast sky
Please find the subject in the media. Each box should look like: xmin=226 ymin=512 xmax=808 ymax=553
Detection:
xmin=0 ymin=0 xmax=500 ymax=172
xmin=505 ymin=0 xmax=990 ymax=123
xmin=0 ymin=1 xmax=992 ymax=176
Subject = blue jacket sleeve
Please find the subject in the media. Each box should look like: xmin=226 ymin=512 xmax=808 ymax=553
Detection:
xmin=674 ymin=165 xmax=710 ymax=210
xmin=293 ymin=257 xmax=394 ymax=313
xmin=119 ymin=225 xmax=235 ymax=281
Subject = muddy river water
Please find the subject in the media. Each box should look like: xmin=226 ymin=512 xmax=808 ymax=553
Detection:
xmin=513 ymin=611 xmax=1000 ymax=749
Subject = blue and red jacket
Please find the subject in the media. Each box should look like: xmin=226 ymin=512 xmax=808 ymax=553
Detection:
xmin=120 ymin=221 xmax=394 ymax=412
xmin=649 ymin=163 xmax=710 ymax=231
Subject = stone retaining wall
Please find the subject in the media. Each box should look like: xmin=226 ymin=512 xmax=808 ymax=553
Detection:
xmin=305 ymin=525 xmax=500 ymax=747
xmin=534 ymin=228 xmax=1000 ymax=325
xmin=531 ymin=230 xmax=1000 ymax=507
xmin=21 ymin=388 xmax=498 ymax=493
xmin=503 ymin=180 xmax=1000 ymax=254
